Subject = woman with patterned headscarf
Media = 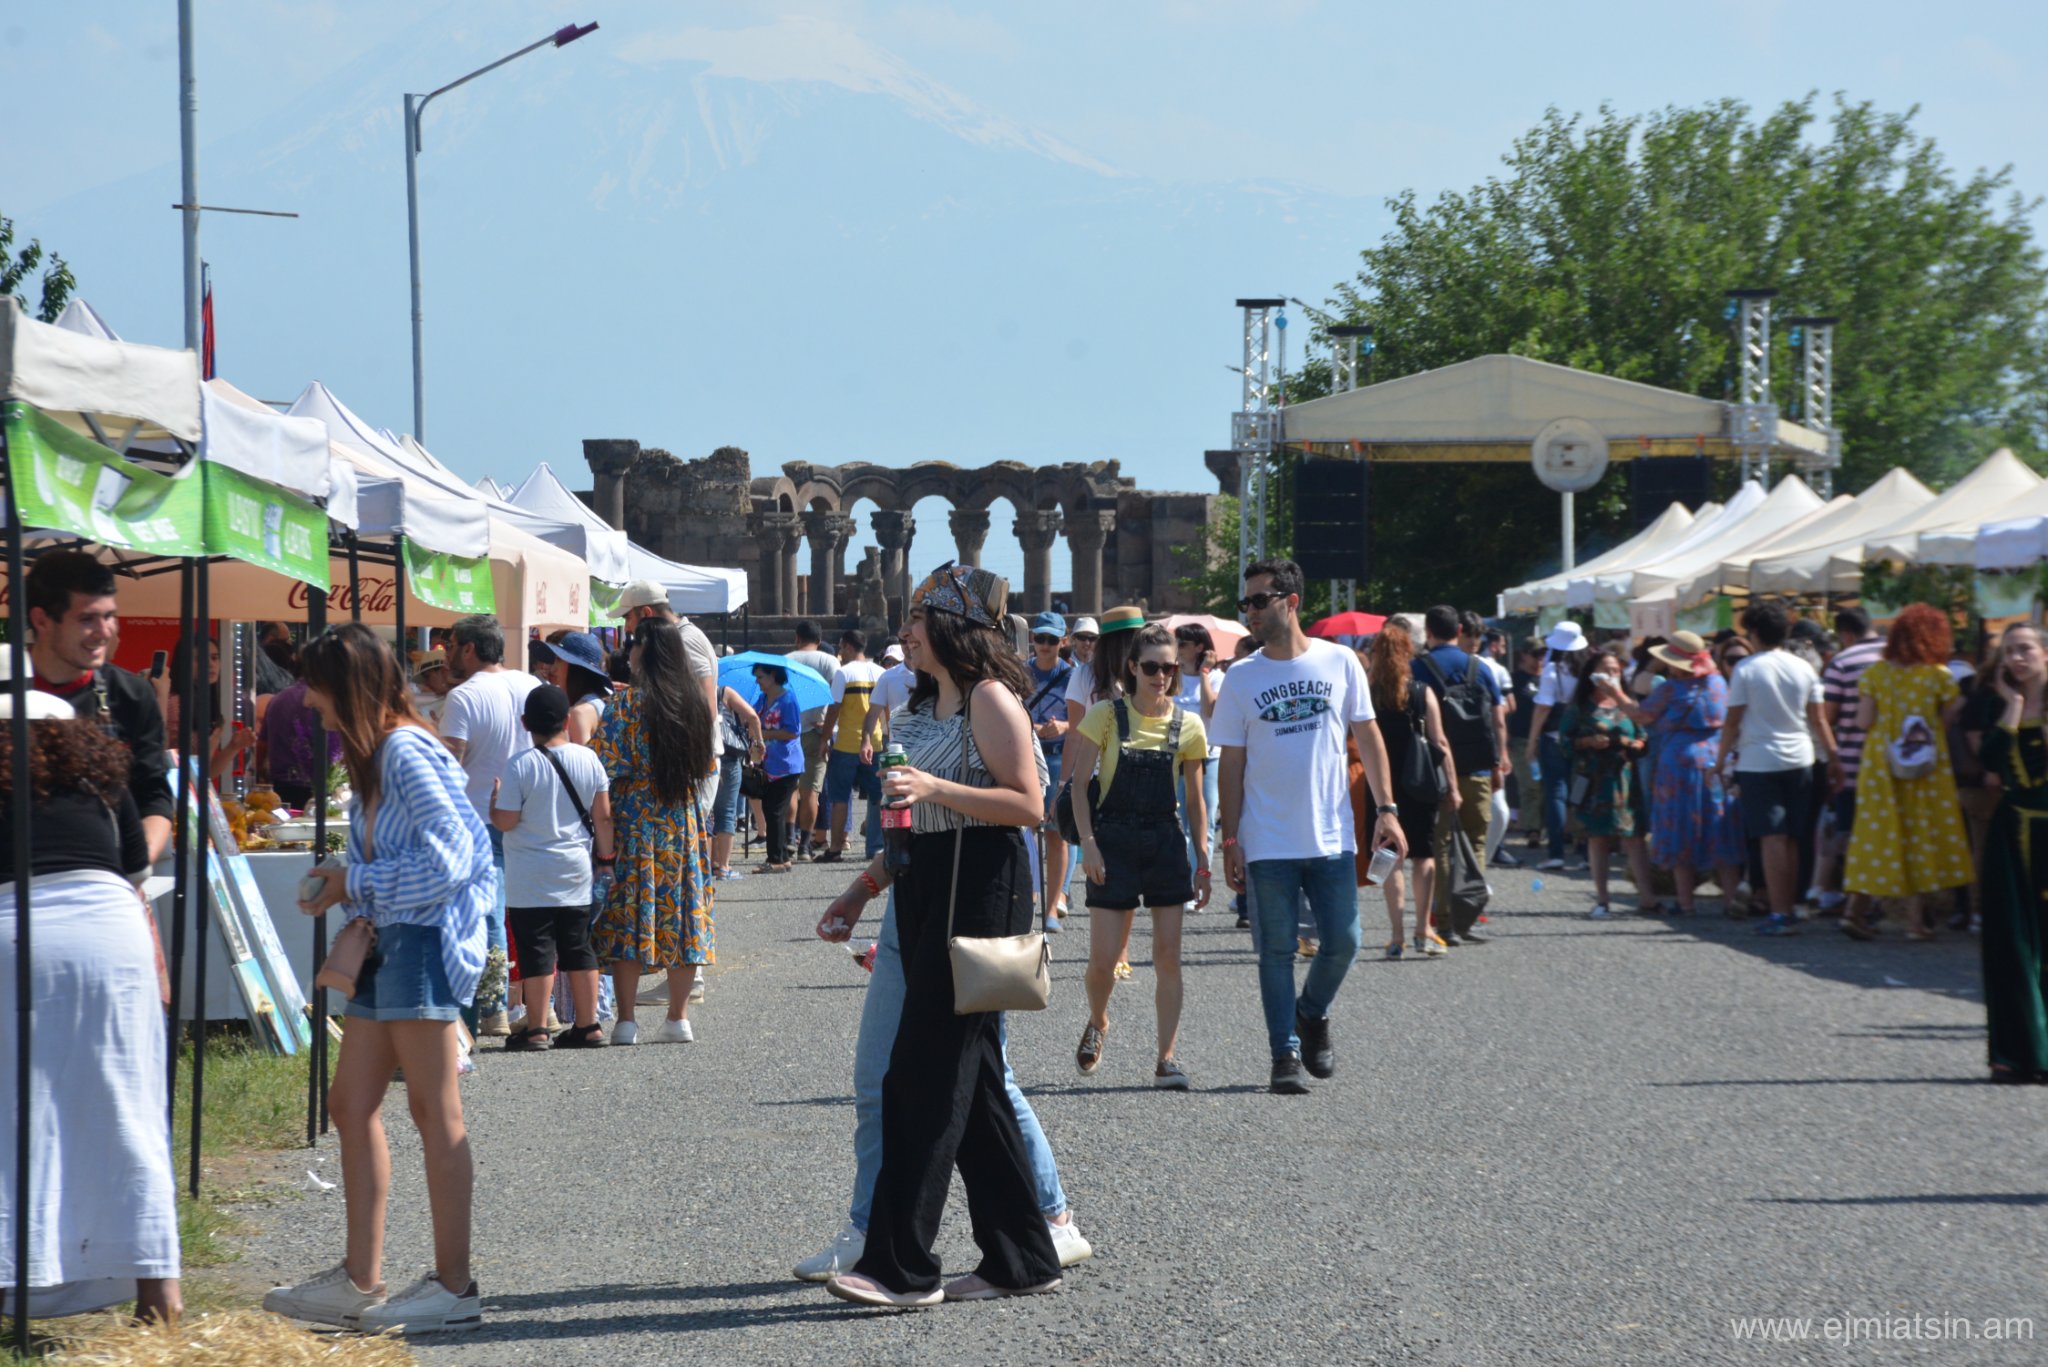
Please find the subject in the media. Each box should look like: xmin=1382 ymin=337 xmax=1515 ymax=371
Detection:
xmin=812 ymin=562 xmax=1063 ymax=1308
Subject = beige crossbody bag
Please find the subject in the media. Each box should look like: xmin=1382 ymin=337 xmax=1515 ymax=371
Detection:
xmin=945 ymin=691 xmax=1051 ymax=1014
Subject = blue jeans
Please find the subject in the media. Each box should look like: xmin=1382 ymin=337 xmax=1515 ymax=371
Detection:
xmin=1176 ymin=758 xmax=1219 ymax=894
xmin=480 ymin=825 xmax=508 ymax=1014
xmin=1539 ymin=734 xmax=1570 ymax=861
xmin=824 ymin=749 xmax=882 ymax=856
xmin=850 ymin=896 xmax=1067 ymax=1232
xmin=1043 ymin=749 xmax=1079 ymax=902
xmin=1247 ymin=854 xmax=1362 ymax=1059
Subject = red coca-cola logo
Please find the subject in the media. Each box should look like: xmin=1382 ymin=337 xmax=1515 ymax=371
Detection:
xmin=287 ymin=576 xmax=397 ymax=613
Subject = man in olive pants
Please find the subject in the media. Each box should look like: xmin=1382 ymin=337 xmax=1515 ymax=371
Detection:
xmin=1412 ymin=605 xmax=1508 ymax=944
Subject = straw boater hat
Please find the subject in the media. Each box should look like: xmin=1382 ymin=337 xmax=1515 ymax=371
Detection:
xmin=1647 ymin=630 xmax=1713 ymax=678
xmin=1097 ymin=606 xmax=1146 ymax=635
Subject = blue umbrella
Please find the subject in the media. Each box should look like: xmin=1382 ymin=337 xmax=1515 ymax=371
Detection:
xmin=719 ymin=650 xmax=834 ymax=712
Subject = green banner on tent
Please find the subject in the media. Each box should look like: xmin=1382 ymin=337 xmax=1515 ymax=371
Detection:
xmin=202 ymin=461 xmax=329 ymax=593
xmin=589 ymin=578 xmax=624 ymax=628
xmin=4 ymin=400 xmax=206 ymax=555
xmin=1974 ymin=571 xmax=2041 ymax=620
xmin=403 ymin=539 xmax=495 ymax=614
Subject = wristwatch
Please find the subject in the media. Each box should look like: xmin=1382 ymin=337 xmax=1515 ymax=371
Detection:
xmin=1376 ymin=804 xmax=1400 ymax=816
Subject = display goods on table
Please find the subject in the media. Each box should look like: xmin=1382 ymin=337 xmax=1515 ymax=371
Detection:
xmin=183 ymin=760 xmax=312 ymax=1052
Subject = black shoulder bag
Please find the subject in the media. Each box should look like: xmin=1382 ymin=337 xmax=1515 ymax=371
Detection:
xmin=536 ymin=746 xmax=596 ymax=839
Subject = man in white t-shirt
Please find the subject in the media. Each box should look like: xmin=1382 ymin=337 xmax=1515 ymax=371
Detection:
xmin=1212 ymin=559 xmax=1404 ymax=1095
xmin=1718 ymin=601 xmax=1836 ymax=936
xmin=439 ymin=613 xmax=544 ymax=1032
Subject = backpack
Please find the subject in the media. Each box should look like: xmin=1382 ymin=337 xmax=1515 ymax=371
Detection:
xmin=1418 ymin=650 xmax=1498 ymax=773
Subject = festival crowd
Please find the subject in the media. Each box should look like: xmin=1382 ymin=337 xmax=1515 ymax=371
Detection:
xmin=2 ymin=549 xmax=2043 ymax=1332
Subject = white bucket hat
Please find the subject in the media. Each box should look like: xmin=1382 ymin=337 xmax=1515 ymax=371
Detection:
xmin=1544 ymin=620 xmax=1588 ymax=653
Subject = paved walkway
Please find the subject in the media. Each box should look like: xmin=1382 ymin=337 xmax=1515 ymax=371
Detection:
xmin=237 ymin=846 xmax=2044 ymax=1365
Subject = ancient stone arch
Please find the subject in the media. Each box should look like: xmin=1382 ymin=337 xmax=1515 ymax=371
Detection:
xmin=585 ymin=440 xmax=1216 ymax=625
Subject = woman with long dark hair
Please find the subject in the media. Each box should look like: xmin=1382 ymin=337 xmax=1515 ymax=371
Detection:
xmin=0 ymin=685 xmax=179 ymax=1325
xmin=591 ymin=620 xmax=717 ymax=1044
xmin=267 ymin=624 xmax=493 ymax=1334
xmin=814 ymin=563 xmax=1061 ymax=1308
xmin=1364 ymin=622 xmax=1460 ymax=956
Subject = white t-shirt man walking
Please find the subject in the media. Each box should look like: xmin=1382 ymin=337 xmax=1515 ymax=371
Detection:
xmin=1213 ymin=559 xmax=1404 ymax=1095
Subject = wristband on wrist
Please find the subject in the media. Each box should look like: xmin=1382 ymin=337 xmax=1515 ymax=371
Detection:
xmin=594 ymin=855 xmax=616 ymax=865
xmin=858 ymin=871 xmax=883 ymax=899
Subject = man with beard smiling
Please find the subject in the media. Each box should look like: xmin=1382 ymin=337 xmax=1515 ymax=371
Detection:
xmin=1212 ymin=558 xmax=1405 ymax=1094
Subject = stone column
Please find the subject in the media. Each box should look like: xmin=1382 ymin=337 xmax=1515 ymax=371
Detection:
xmin=779 ymin=523 xmax=804 ymax=619
xmin=1066 ymin=508 xmax=1117 ymax=614
xmin=801 ymin=510 xmax=856 ymax=617
xmin=1013 ymin=509 xmax=1063 ymax=613
xmin=870 ymin=510 xmax=916 ymax=624
xmin=582 ymin=438 xmax=640 ymax=531
xmin=948 ymin=507 xmax=991 ymax=567
xmin=748 ymin=511 xmax=800 ymax=614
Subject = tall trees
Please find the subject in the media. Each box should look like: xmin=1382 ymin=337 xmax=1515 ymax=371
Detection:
xmin=1 ymin=213 xmax=76 ymax=324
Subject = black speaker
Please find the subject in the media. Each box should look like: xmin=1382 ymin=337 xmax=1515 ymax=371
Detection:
xmin=1291 ymin=459 xmax=1370 ymax=581
xmin=1629 ymin=456 xmax=1711 ymax=531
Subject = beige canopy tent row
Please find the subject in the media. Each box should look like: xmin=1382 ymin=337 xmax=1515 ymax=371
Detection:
xmin=1498 ymin=501 xmax=1704 ymax=614
xmin=1279 ymin=353 xmax=1831 ymax=465
xmin=1611 ymin=477 xmax=1834 ymax=637
xmin=1668 ymin=467 xmax=1935 ymax=605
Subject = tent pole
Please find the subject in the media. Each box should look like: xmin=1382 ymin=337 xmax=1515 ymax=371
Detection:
xmin=187 ymin=559 xmax=211 ymax=1196
xmin=166 ymin=561 xmax=194 ymax=1131
xmin=7 ymin=423 xmax=38 ymax=1351
xmin=346 ymin=534 xmax=362 ymax=624
xmin=306 ymin=585 xmax=329 ymax=1144
xmin=393 ymin=534 xmax=407 ymax=662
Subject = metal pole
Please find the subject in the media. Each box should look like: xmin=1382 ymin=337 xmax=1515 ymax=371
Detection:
xmin=405 ymin=94 xmax=426 ymax=443
xmin=166 ymin=562 xmax=194 ymax=1132
xmin=187 ymin=560 xmax=210 ymax=1196
xmin=178 ymin=0 xmax=202 ymax=351
xmin=393 ymin=534 xmax=407 ymax=658
xmin=1561 ymin=491 xmax=1576 ymax=572
xmin=306 ymin=587 xmax=328 ymax=1144
xmin=346 ymin=534 xmax=363 ymax=624
xmin=6 ymin=423 xmax=37 ymax=1353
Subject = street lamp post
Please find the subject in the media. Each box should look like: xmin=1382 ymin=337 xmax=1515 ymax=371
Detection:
xmin=405 ymin=21 xmax=597 ymax=443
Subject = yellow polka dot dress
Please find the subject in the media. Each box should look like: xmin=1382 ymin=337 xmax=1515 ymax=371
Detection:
xmin=1844 ymin=661 xmax=1972 ymax=897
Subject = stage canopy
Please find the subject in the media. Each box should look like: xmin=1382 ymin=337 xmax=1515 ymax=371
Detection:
xmin=1277 ymin=354 xmax=1830 ymax=465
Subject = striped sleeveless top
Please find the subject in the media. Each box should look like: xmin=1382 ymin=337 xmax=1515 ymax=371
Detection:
xmin=887 ymin=690 xmax=1050 ymax=835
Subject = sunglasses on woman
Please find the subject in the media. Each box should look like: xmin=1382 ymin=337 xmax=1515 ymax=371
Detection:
xmin=1133 ymin=659 xmax=1176 ymax=678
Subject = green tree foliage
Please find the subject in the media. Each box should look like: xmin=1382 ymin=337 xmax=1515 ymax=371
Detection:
xmin=1 ymin=212 xmax=77 ymax=323
xmin=1295 ymin=96 xmax=2048 ymax=614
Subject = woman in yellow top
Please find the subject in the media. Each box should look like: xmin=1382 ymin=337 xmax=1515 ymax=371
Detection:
xmin=1844 ymin=604 xmax=1972 ymax=939
xmin=1063 ymin=621 xmax=1211 ymax=1089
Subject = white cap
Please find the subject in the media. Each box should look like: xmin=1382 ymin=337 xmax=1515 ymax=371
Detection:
xmin=882 ymin=643 xmax=905 ymax=664
xmin=0 ymin=652 xmax=75 ymax=721
xmin=1070 ymin=616 xmax=1100 ymax=637
xmin=615 ymin=580 xmax=671 ymax=614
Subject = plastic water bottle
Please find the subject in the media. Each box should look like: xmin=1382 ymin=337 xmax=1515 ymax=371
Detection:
xmin=592 ymin=860 xmax=616 ymax=906
xmin=1530 ymin=758 xmax=1542 ymax=783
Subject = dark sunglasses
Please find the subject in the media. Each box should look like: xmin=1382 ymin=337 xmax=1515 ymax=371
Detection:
xmin=1031 ymin=634 xmax=1062 ymax=646
xmin=1238 ymin=590 xmax=1290 ymax=611
xmin=1134 ymin=659 xmax=1176 ymax=678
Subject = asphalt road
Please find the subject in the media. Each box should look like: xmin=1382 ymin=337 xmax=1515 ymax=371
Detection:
xmin=236 ymin=835 xmax=2046 ymax=1365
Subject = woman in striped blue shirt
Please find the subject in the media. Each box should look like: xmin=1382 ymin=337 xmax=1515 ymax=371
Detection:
xmin=264 ymin=624 xmax=494 ymax=1336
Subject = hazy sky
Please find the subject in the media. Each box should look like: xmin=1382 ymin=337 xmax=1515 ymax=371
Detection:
xmin=6 ymin=1 xmax=2044 ymax=586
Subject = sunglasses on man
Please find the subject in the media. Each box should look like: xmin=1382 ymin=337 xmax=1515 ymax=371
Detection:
xmin=1031 ymin=634 xmax=1062 ymax=646
xmin=1237 ymin=590 xmax=1291 ymax=611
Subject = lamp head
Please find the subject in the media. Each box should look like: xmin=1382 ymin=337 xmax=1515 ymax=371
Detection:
xmin=553 ymin=21 xmax=599 ymax=46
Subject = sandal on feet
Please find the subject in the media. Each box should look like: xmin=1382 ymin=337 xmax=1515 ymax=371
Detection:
xmin=504 ymin=1027 xmax=551 ymax=1052
xmin=943 ymin=1272 xmax=1062 ymax=1301
xmin=825 ymin=1273 xmax=942 ymax=1309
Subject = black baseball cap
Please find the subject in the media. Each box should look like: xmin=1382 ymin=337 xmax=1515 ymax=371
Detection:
xmin=522 ymin=683 xmax=572 ymax=734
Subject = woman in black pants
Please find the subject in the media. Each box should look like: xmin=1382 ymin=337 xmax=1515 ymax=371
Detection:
xmin=815 ymin=562 xmax=1060 ymax=1309
xmin=754 ymin=662 xmax=804 ymax=873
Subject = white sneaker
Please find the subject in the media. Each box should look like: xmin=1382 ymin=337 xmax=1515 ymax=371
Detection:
xmin=637 ymin=979 xmax=670 ymax=1005
xmin=689 ymin=977 xmax=706 ymax=1003
xmin=1048 ymin=1216 xmax=1093 ymax=1267
xmin=262 ymin=1262 xmax=386 ymax=1328
xmin=1537 ymin=857 xmax=1565 ymax=871
xmin=793 ymin=1222 xmax=865 ymax=1282
xmin=612 ymin=1019 xmax=638 ymax=1046
xmin=355 ymin=1272 xmax=480 ymax=1334
xmin=652 ymin=1017 xmax=695 ymax=1044
xmin=1588 ymin=903 xmax=1613 ymax=920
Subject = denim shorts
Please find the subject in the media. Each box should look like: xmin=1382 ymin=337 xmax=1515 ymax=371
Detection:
xmin=713 ymin=751 xmax=745 ymax=834
xmin=345 ymin=923 xmax=464 ymax=1022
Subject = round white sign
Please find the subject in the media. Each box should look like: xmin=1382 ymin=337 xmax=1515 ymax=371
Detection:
xmin=1530 ymin=417 xmax=1609 ymax=493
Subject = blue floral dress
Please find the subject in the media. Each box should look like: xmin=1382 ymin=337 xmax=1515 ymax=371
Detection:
xmin=1639 ymin=674 xmax=1745 ymax=870
xmin=591 ymin=687 xmax=714 ymax=968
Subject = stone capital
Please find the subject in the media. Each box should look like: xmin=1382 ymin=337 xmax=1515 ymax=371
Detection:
xmin=582 ymin=438 xmax=641 ymax=478
xmin=801 ymin=509 xmax=858 ymax=547
xmin=870 ymin=509 xmax=916 ymax=549
xmin=750 ymin=510 xmax=801 ymax=543
xmin=1063 ymin=508 xmax=1117 ymax=549
xmin=1012 ymin=509 xmax=1062 ymax=552
xmin=947 ymin=507 xmax=992 ymax=541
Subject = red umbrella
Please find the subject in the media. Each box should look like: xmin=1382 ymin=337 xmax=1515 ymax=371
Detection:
xmin=1307 ymin=611 xmax=1387 ymax=639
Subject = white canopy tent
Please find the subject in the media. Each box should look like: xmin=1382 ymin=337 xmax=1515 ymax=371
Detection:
xmin=1564 ymin=480 xmax=1772 ymax=608
xmin=3 ymin=298 xmax=199 ymax=444
xmin=1963 ymin=476 xmax=2048 ymax=571
xmin=1670 ymin=467 xmax=1935 ymax=604
xmin=505 ymin=462 xmax=749 ymax=615
xmin=1498 ymin=501 xmax=1702 ymax=615
xmin=1618 ymin=478 xmax=1835 ymax=636
xmin=1747 ymin=449 xmax=2043 ymax=595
